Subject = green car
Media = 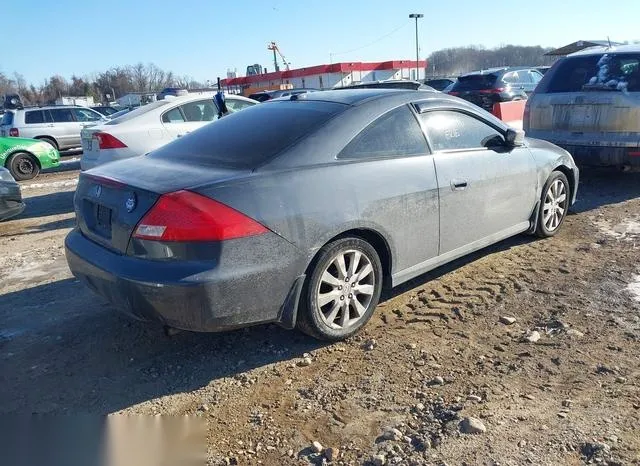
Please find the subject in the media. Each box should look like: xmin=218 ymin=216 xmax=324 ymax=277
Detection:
xmin=0 ymin=136 xmax=60 ymax=180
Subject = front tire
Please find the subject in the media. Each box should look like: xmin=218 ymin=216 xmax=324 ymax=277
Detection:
xmin=297 ymin=237 xmax=383 ymax=341
xmin=534 ymin=171 xmax=570 ymax=238
xmin=7 ymin=152 xmax=40 ymax=181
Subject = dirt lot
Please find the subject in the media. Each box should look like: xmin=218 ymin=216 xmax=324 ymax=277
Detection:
xmin=1 ymin=165 xmax=639 ymax=465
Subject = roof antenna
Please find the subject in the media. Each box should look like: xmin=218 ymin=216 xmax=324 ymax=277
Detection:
xmin=607 ymin=36 xmax=612 ymax=48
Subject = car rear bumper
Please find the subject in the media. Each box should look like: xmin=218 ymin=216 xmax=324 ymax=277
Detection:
xmin=555 ymin=144 xmax=640 ymax=167
xmin=64 ymin=228 xmax=307 ymax=332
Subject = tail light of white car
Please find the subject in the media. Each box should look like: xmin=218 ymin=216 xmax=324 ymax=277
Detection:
xmin=93 ymin=132 xmax=127 ymax=150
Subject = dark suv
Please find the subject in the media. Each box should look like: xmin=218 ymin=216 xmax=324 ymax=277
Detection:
xmin=448 ymin=67 xmax=544 ymax=112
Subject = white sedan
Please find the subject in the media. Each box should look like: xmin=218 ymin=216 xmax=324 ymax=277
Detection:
xmin=80 ymin=93 xmax=257 ymax=170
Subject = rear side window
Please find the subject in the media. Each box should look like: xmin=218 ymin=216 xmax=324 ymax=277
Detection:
xmin=162 ymin=107 xmax=185 ymax=123
xmin=25 ymin=111 xmax=45 ymax=124
xmin=151 ymin=101 xmax=346 ymax=168
xmin=339 ymin=106 xmax=428 ymax=159
xmin=452 ymin=74 xmax=498 ymax=91
xmin=544 ymin=53 xmax=640 ymax=93
xmin=421 ymin=110 xmax=504 ymax=151
xmin=1 ymin=112 xmax=14 ymax=126
xmin=49 ymin=108 xmax=75 ymax=122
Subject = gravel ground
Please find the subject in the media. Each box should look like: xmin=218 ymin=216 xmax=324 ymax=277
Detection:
xmin=1 ymin=167 xmax=639 ymax=465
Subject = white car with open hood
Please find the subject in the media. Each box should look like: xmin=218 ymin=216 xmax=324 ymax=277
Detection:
xmin=80 ymin=93 xmax=257 ymax=170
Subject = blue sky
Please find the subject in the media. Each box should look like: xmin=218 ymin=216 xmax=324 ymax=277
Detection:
xmin=4 ymin=0 xmax=639 ymax=84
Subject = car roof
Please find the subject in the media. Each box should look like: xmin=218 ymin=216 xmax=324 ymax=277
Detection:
xmin=569 ymin=43 xmax=640 ymax=57
xmin=271 ymin=88 xmax=450 ymax=106
xmin=460 ymin=66 xmax=537 ymax=77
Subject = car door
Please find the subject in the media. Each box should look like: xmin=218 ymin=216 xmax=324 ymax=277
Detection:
xmin=337 ymin=105 xmax=440 ymax=278
xmin=418 ymin=109 xmax=537 ymax=255
xmin=22 ymin=110 xmax=49 ymax=139
xmin=48 ymin=108 xmax=79 ymax=149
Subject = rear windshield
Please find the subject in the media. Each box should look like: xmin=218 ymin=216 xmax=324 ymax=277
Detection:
xmin=543 ymin=53 xmax=640 ymax=93
xmin=150 ymin=100 xmax=346 ymax=168
xmin=451 ymin=74 xmax=498 ymax=91
xmin=104 ymin=100 xmax=171 ymax=124
xmin=1 ymin=112 xmax=14 ymax=126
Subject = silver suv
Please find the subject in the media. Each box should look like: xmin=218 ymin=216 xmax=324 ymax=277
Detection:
xmin=524 ymin=44 xmax=640 ymax=168
xmin=0 ymin=105 xmax=107 ymax=151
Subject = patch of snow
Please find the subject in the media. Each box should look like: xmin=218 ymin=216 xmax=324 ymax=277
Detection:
xmin=21 ymin=179 xmax=78 ymax=190
xmin=627 ymin=275 xmax=640 ymax=303
xmin=594 ymin=218 xmax=640 ymax=240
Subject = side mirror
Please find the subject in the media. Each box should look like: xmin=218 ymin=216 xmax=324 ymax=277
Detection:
xmin=505 ymin=128 xmax=525 ymax=147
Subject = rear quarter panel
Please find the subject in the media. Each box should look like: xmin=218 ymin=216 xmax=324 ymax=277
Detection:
xmin=195 ymin=156 xmax=441 ymax=278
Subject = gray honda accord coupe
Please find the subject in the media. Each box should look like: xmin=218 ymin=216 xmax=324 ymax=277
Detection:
xmin=65 ymin=89 xmax=579 ymax=341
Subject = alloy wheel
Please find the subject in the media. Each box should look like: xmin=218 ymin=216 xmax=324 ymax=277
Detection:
xmin=315 ymin=249 xmax=376 ymax=329
xmin=543 ymin=179 xmax=567 ymax=232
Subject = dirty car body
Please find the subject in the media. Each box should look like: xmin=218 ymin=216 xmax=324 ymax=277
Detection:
xmin=525 ymin=44 xmax=640 ymax=167
xmin=0 ymin=167 xmax=25 ymax=221
xmin=65 ymin=89 xmax=578 ymax=335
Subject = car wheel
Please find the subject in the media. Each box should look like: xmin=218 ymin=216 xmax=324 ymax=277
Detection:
xmin=36 ymin=137 xmax=58 ymax=151
xmin=297 ymin=237 xmax=383 ymax=341
xmin=535 ymin=171 xmax=570 ymax=238
xmin=7 ymin=152 xmax=40 ymax=181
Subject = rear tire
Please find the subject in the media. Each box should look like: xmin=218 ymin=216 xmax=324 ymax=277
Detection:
xmin=297 ymin=237 xmax=383 ymax=341
xmin=534 ymin=171 xmax=570 ymax=238
xmin=7 ymin=152 xmax=40 ymax=181
xmin=36 ymin=136 xmax=58 ymax=151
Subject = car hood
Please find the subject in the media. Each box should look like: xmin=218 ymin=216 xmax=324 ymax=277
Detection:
xmin=84 ymin=155 xmax=252 ymax=194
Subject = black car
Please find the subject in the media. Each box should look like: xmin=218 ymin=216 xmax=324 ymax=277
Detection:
xmin=0 ymin=167 xmax=25 ymax=221
xmin=248 ymin=89 xmax=317 ymax=102
xmin=447 ymin=67 xmax=544 ymax=112
xmin=337 ymin=80 xmax=434 ymax=91
xmin=424 ymin=78 xmax=456 ymax=91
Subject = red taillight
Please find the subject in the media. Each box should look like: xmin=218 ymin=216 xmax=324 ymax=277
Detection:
xmin=133 ymin=190 xmax=269 ymax=242
xmin=448 ymin=91 xmax=460 ymax=96
xmin=94 ymin=132 xmax=127 ymax=149
xmin=9 ymin=128 xmax=19 ymax=137
xmin=479 ymin=88 xmax=505 ymax=94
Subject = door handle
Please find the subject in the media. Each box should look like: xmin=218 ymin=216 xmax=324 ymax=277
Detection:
xmin=176 ymin=131 xmax=190 ymax=138
xmin=451 ymin=179 xmax=468 ymax=191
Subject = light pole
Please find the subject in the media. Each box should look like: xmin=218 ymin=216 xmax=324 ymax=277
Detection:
xmin=409 ymin=13 xmax=423 ymax=81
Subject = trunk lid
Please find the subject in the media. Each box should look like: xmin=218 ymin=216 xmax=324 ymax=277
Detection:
xmin=75 ymin=156 xmax=251 ymax=253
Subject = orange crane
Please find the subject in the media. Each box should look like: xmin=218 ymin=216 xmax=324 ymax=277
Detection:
xmin=268 ymin=41 xmax=290 ymax=72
